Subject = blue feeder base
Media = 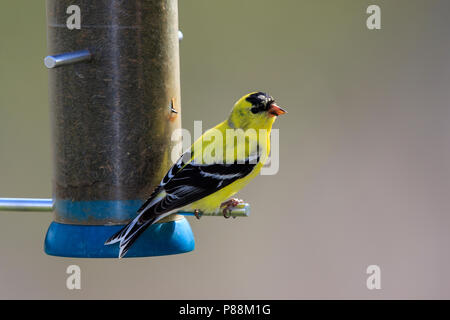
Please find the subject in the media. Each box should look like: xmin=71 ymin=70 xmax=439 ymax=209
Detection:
xmin=44 ymin=218 xmax=195 ymax=258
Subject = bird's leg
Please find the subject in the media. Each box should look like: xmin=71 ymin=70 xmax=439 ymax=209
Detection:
xmin=194 ymin=209 xmax=202 ymax=220
xmin=220 ymin=198 xmax=244 ymax=219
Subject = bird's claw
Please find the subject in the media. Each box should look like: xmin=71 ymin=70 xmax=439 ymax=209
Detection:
xmin=194 ymin=209 xmax=202 ymax=220
xmin=220 ymin=198 xmax=244 ymax=219
xmin=223 ymin=209 xmax=231 ymax=219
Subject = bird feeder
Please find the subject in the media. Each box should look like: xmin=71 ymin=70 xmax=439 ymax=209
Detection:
xmin=43 ymin=0 xmax=194 ymax=258
xmin=0 ymin=0 xmax=250 ymax=258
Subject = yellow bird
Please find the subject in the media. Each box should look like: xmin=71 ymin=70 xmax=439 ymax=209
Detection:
xmin=105 ymin=92 xmax=287 ymax=258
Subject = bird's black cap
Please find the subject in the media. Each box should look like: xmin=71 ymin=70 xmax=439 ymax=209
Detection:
xmin=246 ymin=92 xmax=275 ymax=114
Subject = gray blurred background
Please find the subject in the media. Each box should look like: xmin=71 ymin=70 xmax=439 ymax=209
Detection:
xmin=1 ymin=0 xmax=450 ymax=299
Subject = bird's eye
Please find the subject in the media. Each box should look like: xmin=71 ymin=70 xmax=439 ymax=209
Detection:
xmin=250 ymin=106 xmax=259 ymax=114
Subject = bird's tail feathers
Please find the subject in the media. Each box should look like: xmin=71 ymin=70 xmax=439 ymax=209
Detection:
xmin=105 ymin=215 xmax=156 ymax=258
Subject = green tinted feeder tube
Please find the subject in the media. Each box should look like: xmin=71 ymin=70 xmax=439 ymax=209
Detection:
xmin=44 ymin=0 xmax=195 ymax=258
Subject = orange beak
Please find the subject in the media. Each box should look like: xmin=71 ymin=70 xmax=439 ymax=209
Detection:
xmin=268 ymin=103 xmax=287 ymax=117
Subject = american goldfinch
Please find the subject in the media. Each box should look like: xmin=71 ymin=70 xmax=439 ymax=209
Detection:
xmin=105 ymin=92 xmax=286 ymax=258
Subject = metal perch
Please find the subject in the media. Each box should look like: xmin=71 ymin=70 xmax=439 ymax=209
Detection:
xmin=0 ymin=198 xmax=250 ymax=217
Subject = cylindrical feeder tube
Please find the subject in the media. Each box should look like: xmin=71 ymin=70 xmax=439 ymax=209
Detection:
xmin=44 ymin=0 xmax=194 ymax=258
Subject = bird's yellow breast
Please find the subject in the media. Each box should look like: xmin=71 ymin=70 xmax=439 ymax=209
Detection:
xmin=183 ymin=120 xmax=272 ymax=213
